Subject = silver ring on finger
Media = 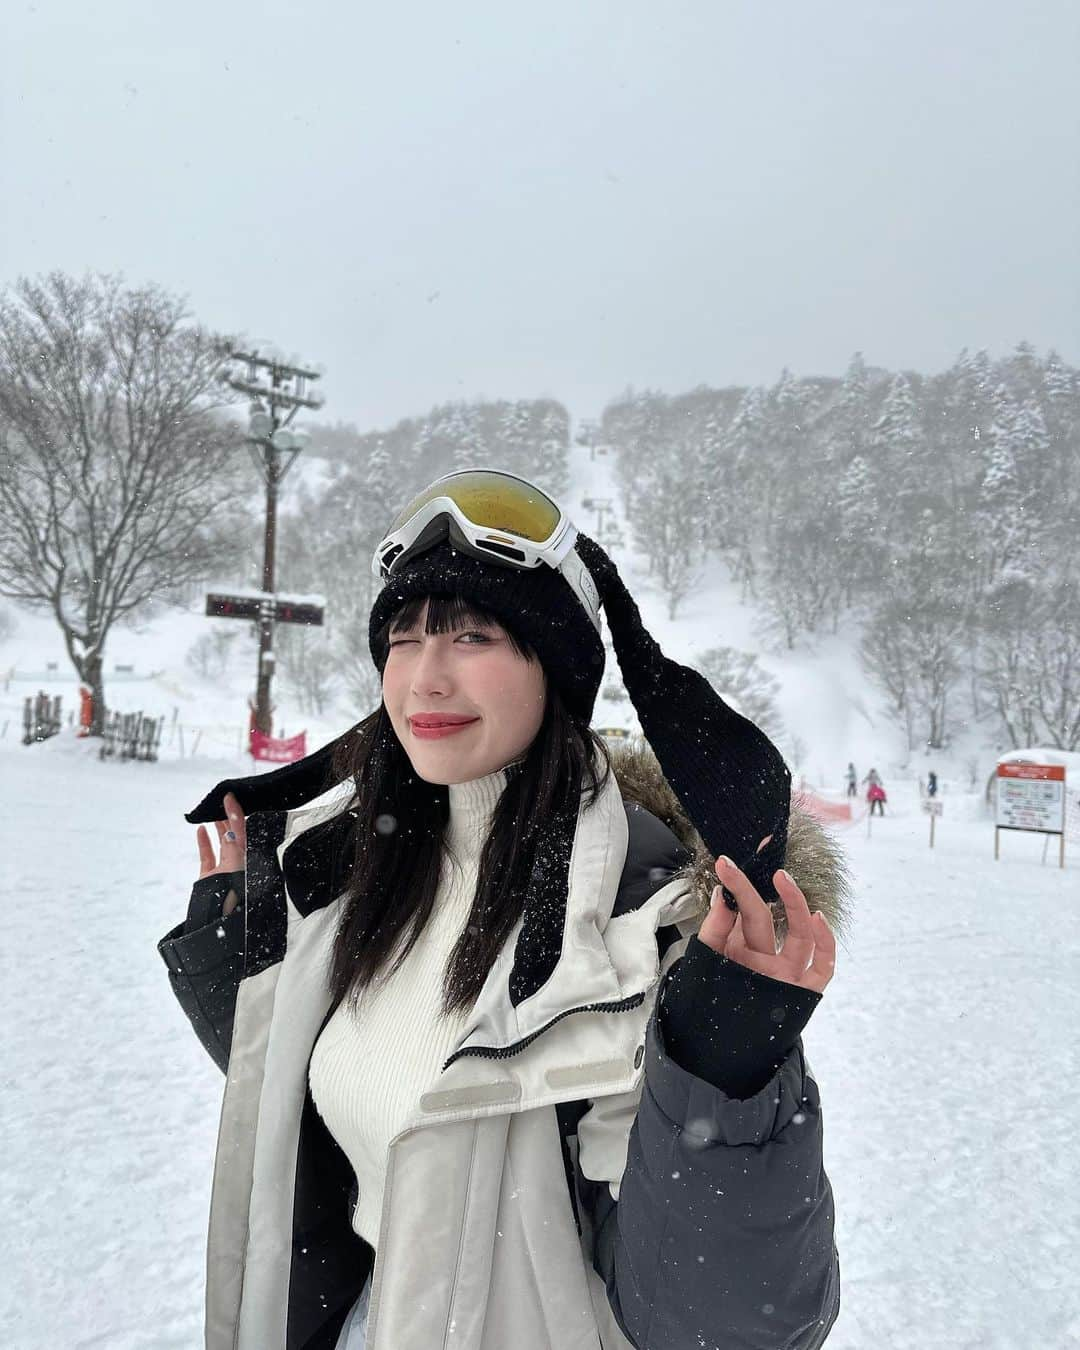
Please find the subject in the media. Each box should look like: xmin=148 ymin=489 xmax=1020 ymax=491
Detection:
xmin=224 ymin=829 xmax=238 ymax=842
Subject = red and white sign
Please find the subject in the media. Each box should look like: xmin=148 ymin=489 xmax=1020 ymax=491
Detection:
xmin=251 ymin=727 xmax=308 ymax=764
xmin=996 ymin=762 xmax=1066 ymax=835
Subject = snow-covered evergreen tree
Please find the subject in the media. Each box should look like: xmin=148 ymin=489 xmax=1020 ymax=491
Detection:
xmin=834 ymin=454 xmax=882 ymax=606
xmin=535 ymin=403 xmax=570 ymax=496
xmin=868 ymin=373 xmax=937 ymax=526
xmin=722 ymin=388 xmax=766 ymax=600
xmin=976 ymin=385 xmax=1033 ymax=587
xmin=831 ymin=351 xmax=871 ymax=460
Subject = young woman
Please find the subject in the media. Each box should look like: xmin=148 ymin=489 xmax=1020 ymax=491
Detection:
xmin=160 ymin=469 xmax=849 ymax=1350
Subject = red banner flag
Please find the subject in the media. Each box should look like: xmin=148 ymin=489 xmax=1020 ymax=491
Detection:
xmin=250 ymin=727 xmax=308 ymax=764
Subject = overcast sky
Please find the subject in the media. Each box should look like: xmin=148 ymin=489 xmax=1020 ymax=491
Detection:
xmin=3 ymin=0 xmax=1078 ymax=429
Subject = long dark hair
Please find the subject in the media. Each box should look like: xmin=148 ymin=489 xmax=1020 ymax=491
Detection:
xmin=327 ymin=590 xmax=612 ymax=1015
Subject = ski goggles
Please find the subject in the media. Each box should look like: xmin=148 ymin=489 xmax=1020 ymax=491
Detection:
xmin=370 ymin=468 xmax=603 ymax=633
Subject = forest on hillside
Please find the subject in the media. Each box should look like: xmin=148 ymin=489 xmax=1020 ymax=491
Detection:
xmin=274 ymin=344 xmax=1078 ymax=756
xmin=1 ymin=275 xmax=1073 ymax=757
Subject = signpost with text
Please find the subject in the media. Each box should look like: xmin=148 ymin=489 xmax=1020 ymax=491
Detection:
xmin=922 ymin=797 xmax=944 ymax=848
xmin=205 ymin=592 xmax=325 ymax=628
xmin=205 ymin=591 xmax=324 ymax=761
xmin=995 ymin=762 xmax=1066 ymax=867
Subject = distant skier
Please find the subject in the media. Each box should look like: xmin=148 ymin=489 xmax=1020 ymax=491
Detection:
xmin=927 ymin=770 xmax=938 ymax=799
xmin=845 ymin=762 xmax=857 ymax=798
xmin=862 ymin=767 xmax=886 ymax=816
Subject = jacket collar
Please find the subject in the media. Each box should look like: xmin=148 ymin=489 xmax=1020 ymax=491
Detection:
xmin=415 ymin=767 xmax=702 ymax=1126
xmin=271 ymin=761 xmax=682 ymax=1054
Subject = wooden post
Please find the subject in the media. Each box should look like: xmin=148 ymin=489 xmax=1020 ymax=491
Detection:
xmin=930 ymin=812 xmax=936 ymax=849
xmin=994 ymin=827 xmax=1000 ymax=860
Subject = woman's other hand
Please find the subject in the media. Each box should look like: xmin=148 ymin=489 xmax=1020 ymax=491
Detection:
xmin=194 ymin=791 xmax=246 ymax=916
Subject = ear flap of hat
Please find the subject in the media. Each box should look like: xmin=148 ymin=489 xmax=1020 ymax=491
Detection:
xmin=183 ymin=723 xmax=363 ymax=823
xmin=573 ymin=532 xmax=790 ymax=902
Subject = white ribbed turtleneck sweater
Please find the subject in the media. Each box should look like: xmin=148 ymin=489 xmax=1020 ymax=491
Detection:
xmin=308 ymin=763 xmax=509 ymax=1247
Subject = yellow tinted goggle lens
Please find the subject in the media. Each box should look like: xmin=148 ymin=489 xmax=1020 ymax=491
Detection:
xmin=390 ymin=471 xmax=561 ymax=543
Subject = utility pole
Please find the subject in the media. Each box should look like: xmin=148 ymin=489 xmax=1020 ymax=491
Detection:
xmin=223 ymin=350 xmax=324 ymax=736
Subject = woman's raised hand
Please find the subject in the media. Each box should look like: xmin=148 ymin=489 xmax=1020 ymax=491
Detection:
xmin=696 ymin=835 xmax=836 ymax=994
xmin=195 ymin=791 xmax=246 ymax=915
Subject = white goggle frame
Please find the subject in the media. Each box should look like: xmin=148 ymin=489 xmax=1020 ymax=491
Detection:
xmin=370 ymin=469 xmax=602 ymax=634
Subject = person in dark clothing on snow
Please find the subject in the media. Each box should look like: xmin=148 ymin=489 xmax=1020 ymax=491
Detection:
xmin=845 ymin=762 xmax=858 ymax=797
xmin=927 ymin=770 xmax=938 ymax=799
xmin=160 ymin=468 xmax=848 ymax=1350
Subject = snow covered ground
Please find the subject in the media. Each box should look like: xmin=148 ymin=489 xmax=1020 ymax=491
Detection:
xmin=3 ymin=736 xmax=1077 ymax=1348
xmin=2 ymin=440 xmax=1078 ymax=1347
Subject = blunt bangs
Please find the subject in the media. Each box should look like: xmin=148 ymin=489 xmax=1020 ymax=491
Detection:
xmin=387 ymin=592 xmax=536 ymax=662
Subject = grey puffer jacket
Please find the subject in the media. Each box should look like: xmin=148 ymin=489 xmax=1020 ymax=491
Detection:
xmin=158 ymin=741 xmax=848 ymax=1350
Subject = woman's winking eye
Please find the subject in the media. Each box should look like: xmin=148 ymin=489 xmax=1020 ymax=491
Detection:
xmin=388 ymin=630 xmax=493 ymax=648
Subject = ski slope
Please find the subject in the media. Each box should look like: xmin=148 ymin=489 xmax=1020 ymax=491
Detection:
xmin=3 ymin=734 xmax=1077 ymax=1349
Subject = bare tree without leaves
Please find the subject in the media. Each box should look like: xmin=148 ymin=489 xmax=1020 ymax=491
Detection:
xmin=859 ymin=602 xmax=919 ymax=751
xmin=276 ymin=623 xmax=339 ymax=717
xmin=860 ymin=592 xmax=967 ymax=751
xmin=626 ymin=462 xmax=703 ymax=620
xmin=0 ymin=272 xmax=246 ymax=731
xmin=978 ymin=574 xmax=1080 ymax=751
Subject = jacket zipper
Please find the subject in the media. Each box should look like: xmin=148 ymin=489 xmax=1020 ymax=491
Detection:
xmin=442 ymin=991 xmax=646 ymax=1070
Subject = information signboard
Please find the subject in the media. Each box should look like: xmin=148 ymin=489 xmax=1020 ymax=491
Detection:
xmin=995 ymin=762 xmax=1066 ymax=868
xmin=995 ymin=763 xmax=1066 ymax=834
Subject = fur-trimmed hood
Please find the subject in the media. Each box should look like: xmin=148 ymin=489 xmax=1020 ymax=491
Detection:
xmin=608 ymin=737 xmax=853 ymax=943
